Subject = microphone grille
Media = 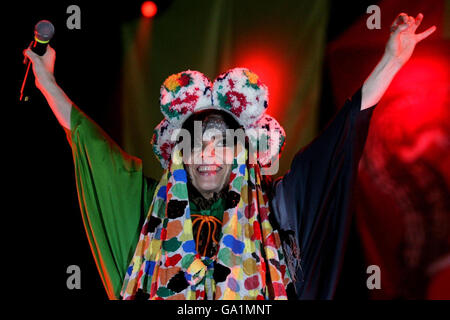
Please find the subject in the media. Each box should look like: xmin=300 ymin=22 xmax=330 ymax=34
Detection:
xmin=34 ymin=20 xmax=55 ymax=43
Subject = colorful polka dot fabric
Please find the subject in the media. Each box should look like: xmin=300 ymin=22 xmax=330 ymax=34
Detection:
xmin=120 ymin=145 xmax=293 ymax=300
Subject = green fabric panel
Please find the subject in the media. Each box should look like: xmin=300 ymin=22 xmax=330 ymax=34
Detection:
xmin=189 ymin=197 xmax=226 ymax=220
xmin=68 ymin=105 xmax=158 ymax=299
xmin=120 ymin=0 xmax=330 ymax=179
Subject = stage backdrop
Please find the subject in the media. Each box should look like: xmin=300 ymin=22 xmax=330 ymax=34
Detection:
xmin=118 ymin=0 xmax=330 ymax=180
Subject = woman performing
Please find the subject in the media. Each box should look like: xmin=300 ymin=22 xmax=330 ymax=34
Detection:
xmin=24 ymin=13 xmax=435 ymax=300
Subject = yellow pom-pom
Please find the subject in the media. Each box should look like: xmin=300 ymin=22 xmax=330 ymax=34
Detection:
xmin=244 ymin=70 xmax=259 ymax=85
xmin=164 ymin=74 xmax=181 ymax=91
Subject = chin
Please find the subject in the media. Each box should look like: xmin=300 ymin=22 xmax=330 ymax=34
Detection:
xmin=196 ymin=179 xmax=225 ymax=193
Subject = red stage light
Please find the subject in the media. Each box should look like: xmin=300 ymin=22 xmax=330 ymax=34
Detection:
xmin=232 ymin=43 xmax=293 ymax=122
xmin=141 ymin=1 xmax=157 ymax=18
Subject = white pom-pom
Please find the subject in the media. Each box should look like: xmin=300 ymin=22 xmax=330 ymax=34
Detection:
xmin=160 ymin=70 xmax=212 ymax=126
xmin=212 ymin=68 xmax=268 ymax=127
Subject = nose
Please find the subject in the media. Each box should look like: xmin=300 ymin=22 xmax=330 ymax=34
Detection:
xmin=201 ymin=140 xmax=216 ymax=158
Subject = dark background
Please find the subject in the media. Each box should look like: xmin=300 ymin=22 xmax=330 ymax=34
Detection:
xmin=7 ymin=0 xmax=392 ymax=300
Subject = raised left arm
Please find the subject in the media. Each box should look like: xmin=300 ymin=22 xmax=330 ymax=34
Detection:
xmin=361 ymin=13 xmax=436 ymax=110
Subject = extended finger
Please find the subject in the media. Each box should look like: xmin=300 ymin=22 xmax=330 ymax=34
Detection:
xmin=403 ymin=15 xmax=415 ymax=33
xmin=411 ymin=13 xmax=423 ymax=32
xmin=416 ymin=25 xmax=436 ymax=42
xmin=407 ymin=16 xmax=415 ymax=28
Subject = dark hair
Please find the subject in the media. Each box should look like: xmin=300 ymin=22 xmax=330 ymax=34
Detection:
xmin=179 ymin=109 xmax=243 ymax=149
xmin=181 ymin=109 xmax=241 ymax=133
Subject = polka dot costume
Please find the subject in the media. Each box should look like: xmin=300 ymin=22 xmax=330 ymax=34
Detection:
xmin=121 ymin=147 xmax=293 ymax=300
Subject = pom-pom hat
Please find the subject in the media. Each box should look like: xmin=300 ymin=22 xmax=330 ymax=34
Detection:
xmin=152 ymin=67 xmax=286 ymax=170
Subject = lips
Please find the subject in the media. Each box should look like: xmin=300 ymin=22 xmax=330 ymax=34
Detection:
xmin=196 ymin=165 xmax=222 ymax=176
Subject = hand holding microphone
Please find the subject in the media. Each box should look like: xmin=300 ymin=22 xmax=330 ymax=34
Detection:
xmin=24 ymin=41 xmax=56 ymax=91
xmin=20 ymin=20 xmax=55 ymax=101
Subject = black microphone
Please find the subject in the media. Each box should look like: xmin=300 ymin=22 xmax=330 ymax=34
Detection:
xmin=20 ymin=20 xmax=55 ymax=102
xmin=31 ymin=20 xmax=55 ymax=55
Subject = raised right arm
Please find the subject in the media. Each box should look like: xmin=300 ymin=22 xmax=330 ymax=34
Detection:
xmin=23 ymin=45 xmax=71 ymax=130
xmin=23 ymin=45 xmax=159 ymax=299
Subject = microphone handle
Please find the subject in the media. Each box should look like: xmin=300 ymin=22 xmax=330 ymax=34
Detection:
xmin=31 ymin=38 xmax=49 ymax=56
xmin=20 ymin=39 xmax=49 ymax=102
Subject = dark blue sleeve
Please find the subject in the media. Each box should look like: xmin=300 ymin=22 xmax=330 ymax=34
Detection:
xmin=271 ymin=88 xmax=374 ymax=299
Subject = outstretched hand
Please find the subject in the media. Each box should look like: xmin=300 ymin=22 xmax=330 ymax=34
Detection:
xmin=23 ymin=45 xmax=56 ymax=91
xmin=22 ymin=45 xmax=72 ymax=129
xmin=385 ymin=13 xmax=436 ymax=66
xmin=361 ymin=13 xmax=437 ymax=110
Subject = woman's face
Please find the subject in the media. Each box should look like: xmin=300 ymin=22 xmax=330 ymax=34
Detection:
xmin=183 ymin=113 xmax=238 ymax=199
xmin=184 ymin=139 xmax=234 ymax=199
